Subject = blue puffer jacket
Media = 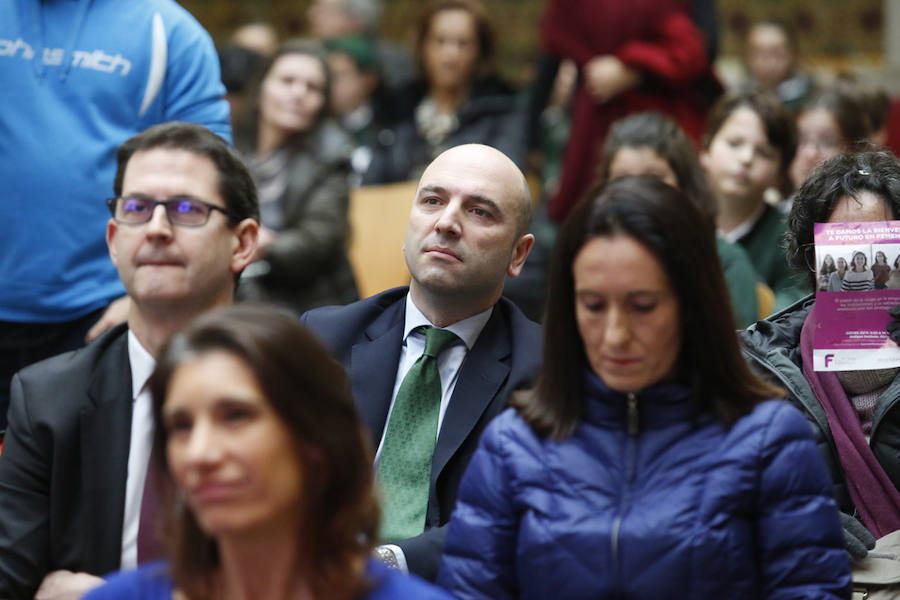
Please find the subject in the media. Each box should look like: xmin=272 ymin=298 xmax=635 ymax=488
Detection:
xmin=437 ymin=372 xmax=851 ymax=599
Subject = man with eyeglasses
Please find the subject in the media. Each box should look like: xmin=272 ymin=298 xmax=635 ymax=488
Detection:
xmin=0 ymin=123 xmax=259 ymax=600
xmin=0 ymin=0 xmax=232 ymax=438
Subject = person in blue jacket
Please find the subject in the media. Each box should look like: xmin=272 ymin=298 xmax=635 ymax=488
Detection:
xmin=85 ymin=305 xmax=452 ymax=600
xmin=437 ymin=176 xmax=851 ymax=599
xmin=0 ymin=0 xmax=231 ymax=431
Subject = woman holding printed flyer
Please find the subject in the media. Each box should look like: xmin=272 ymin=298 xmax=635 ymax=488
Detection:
xmin=741 ymin=150 xmax=900 ymax=561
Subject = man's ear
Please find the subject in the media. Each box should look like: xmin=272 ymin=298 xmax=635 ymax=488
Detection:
xmin=507 ymin=233 xmax=535 ymax=278
xmin=230 ymin=218 xmax=259 ymax=273
xmin=106 ymin=219 xmax=119 ymax=268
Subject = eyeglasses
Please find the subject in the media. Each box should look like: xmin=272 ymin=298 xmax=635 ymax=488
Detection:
xmin=106 ymin=195 xmax=237 ymax=227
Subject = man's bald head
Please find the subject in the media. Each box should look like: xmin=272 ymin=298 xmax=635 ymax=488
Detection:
xmin=404 ymin=143 xmax=535 ymax=323
xmin=422 ymin=144 xmax=532 ymax=236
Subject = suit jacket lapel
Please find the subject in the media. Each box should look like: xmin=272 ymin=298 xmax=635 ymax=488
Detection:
xmin=80 ymin=330 xmax=133 ymax=573
xmin=431 ymin=309 xmax=510 ymax=481
xmin=350 ymin=301 xmax=405 ymax=448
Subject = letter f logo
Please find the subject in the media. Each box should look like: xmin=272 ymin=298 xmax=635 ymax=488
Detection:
xmin=825 ymin=354 xmax=835 ymax=367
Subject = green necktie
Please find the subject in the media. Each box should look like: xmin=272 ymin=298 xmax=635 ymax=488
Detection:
xmin=378 ymin=325 xmax=459 ymax=542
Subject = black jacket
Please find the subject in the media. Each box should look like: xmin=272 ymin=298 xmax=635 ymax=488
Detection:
xmin=740 ymin=295 xmax=900 ymax=514
xmin=362 ymin=77 xmax=526 ymax=185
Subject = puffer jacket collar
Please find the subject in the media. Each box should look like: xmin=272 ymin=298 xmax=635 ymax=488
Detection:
xmin=581 ymin=369 xmax=696 ymax=433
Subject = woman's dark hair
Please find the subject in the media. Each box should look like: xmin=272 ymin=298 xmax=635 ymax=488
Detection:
xmin=894 ymin=255 xmax=900 ymax=269
xmin=415 ymin=0 xmax=496 ymax=79
xmin=598 ymin=111 xmax=718 ymax=222
xmin=233 ymin=39 xmax=332 ymax=152
xmin=798 ymin=84 xmax=873 ymax=149
xmin=149 ymin=305 xmax=377 ymax=600
xmin=851 ymin=251 xmax=868 ymax=271
xmin=820 ymin=254 xmax=836 ymax=275
xmin=515 ymin=176 xmax=782 ymax=439
xmin=876 ymin=250 xmax=887 ymax=264
xmin=786 ymin=150 xmax=900 ymax=289
xmin=703 ymin=91 xmax=797 ymax=188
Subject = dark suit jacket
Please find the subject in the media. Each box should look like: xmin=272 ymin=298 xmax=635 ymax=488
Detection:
xmin=301 ymin=287 xmax=542 ymax=580
xmin=0 ymin=324 xmax=133 ymax=598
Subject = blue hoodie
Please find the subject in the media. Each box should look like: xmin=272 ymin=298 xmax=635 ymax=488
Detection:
xmin=0 ymin=0 xmax=230 ymax=322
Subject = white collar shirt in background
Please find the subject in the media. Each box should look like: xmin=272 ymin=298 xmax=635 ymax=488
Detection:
xmin=120 ymin=330 xmax=156 ymax=569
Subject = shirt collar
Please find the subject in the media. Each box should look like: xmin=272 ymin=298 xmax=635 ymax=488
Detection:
xmin=719 ymin=203 xmax=767 ymax=243
xmin=403 ymin=293 xmax=493 ymax=351
xmin=127 ymin=330 xmax=157 ymax=401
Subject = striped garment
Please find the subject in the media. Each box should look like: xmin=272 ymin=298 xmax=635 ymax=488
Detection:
xmin=841 ymin=269 xmax=875 ymax=291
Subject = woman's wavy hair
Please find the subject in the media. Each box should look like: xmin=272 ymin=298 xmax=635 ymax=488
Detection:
xmin=149 ymin=305 xmax=378 ymax=600
xmin=515 ymin=176 xmax=782 ymax=439
xmin=597 ymin=111 xmax=718 ymax=223
xmin=786 ymin=150 xmax=900 ymax=289
xmin=233 ymin=39 xmax=333 ymax=152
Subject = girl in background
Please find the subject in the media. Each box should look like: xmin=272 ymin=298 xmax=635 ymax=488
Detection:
xmin=596 ymin=111 xmax=765 ymax=326
xmin=363 ymin=0 xmax=524 ymax=184
xmin=234 ymin=40 xmax=359 ymax=315
xmin=842 ymin=251 xmax=875 ymax=292
xmin=701 ymin=91 xmax=806 ymax=310
xmin=819 ymin=254 xmax=836 ymax=291
xmin=827 ymin=257 xmax=849 ymax=292
xmin=790 ymin=85 xmax=869 ymax=190
xmin=873 ymin=251 xmax=890 ymax=289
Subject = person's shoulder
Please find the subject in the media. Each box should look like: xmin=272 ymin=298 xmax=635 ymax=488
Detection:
xmin=16 ymin=324 xmax=128 ymax=387
xmin=303 ymin=288 xmax=407 ymax=325
xmin=137 ymin=0 xmax=206 ymax=24
xmin=83 ymin=562 xmax=172 ymax=600
xmin=301 ymin=288 xmax=408 ymax=349
xmin=365 ymin=560 xmax=454 ymax=599
xmin=730 ymin=399 xmax=815 ymax=449
xmin=495 ymin=297 xmax=543 ymax=359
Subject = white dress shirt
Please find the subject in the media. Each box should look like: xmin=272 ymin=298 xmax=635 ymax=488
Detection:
xmin=120 ymin=331 xmax=156 ymax=570
xmin=375 ymin=294 xmax=492 ymax=571
xmin=374 ymin=294 xmax=492 ymax=462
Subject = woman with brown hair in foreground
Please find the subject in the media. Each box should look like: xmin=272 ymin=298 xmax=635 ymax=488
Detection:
xmin=85 ymin=305 xmax=451 ymax=600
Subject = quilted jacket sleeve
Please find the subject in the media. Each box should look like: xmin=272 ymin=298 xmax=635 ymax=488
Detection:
xmin=436 ymin=412 xmax=519 ymax=600
xmin=754 ymin=401 xmax=852 ymax=599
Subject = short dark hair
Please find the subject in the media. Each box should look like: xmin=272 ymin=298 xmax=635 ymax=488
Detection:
xmin=703 ymin=91 xmax=797 ymax=180
xmin=786 ymin=150 xmax=900 ymax=288
xmin=598 ymin=111 xmax=718 ymax=222
xmin=149 ymin=305 xmax=378 ymax=600
xmin=114 ymin=122 xmax=260 ymax=225
xmin=515 ymin=176 xmax=781 ymax=439
xmin=415 ymin=0 xmax=496 ymax=78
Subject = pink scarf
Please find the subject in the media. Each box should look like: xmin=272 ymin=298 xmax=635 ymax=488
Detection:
xmin=800 ymin=307 xmax=900 ymax=537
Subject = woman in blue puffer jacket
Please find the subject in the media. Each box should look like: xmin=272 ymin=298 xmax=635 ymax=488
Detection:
xmin=437 ymin=176 xmax=851 ymax=599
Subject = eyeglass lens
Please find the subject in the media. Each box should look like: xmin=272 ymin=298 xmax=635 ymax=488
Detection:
xmin=117 ymin=197 xmax=210 ymax=226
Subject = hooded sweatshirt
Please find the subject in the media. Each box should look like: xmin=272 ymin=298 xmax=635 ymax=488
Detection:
xmin=0 ymin=0 xmax=230 ymax=323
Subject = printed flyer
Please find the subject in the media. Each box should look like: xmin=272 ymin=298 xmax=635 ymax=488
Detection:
xmin=813 ymin=219 xmax=900 ymax=371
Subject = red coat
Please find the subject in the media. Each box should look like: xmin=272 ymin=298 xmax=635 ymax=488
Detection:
xmin=542 ymin=0 xmax=716 ymax=221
